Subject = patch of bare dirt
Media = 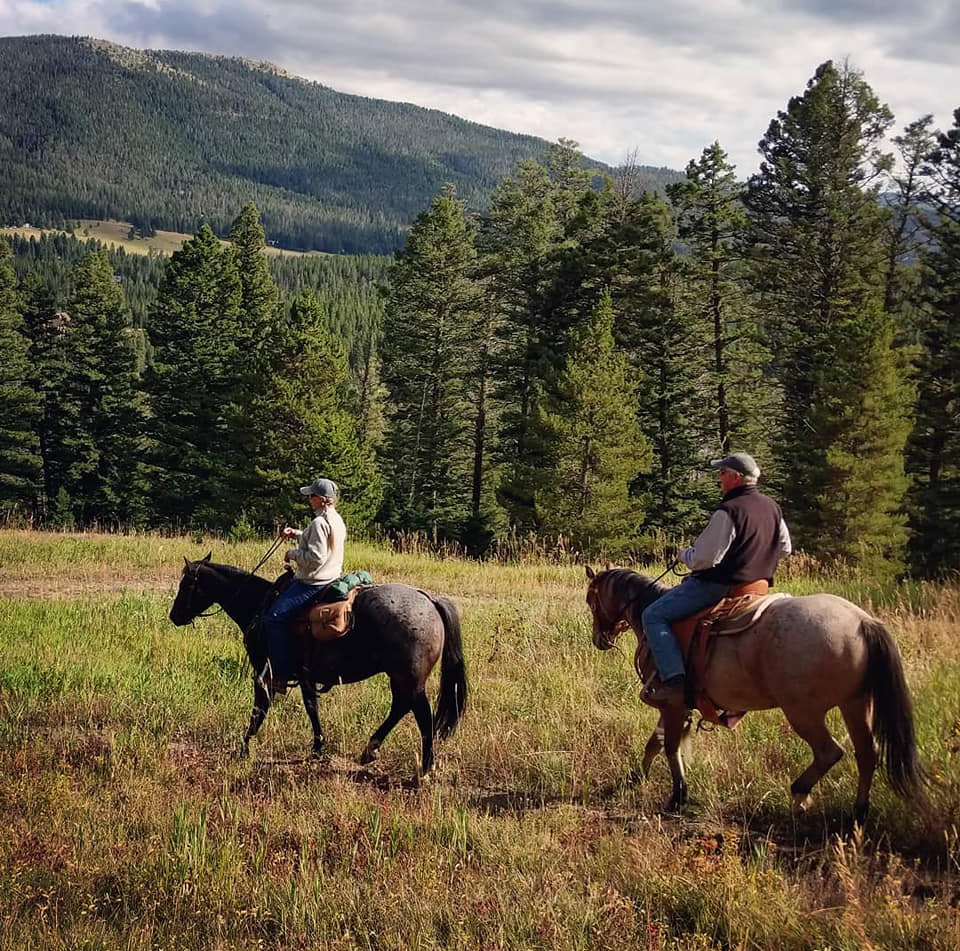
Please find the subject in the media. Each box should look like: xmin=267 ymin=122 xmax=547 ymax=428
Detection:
xmin=0 ymin=575 xmax=177 ymax=600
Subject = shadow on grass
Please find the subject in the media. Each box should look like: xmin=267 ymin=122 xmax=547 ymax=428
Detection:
xmin=227 ymin=752 xmax=423 ymax=795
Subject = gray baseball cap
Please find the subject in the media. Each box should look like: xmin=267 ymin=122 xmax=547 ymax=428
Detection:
xmin=710 ymin=452 xmax=760 ymax=478
xmin=300 ymin=477 xmax=339 ymax=499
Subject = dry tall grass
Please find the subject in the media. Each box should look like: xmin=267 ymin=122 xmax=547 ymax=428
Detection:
xmin=1 ymin=530 xmax=958 ymax=949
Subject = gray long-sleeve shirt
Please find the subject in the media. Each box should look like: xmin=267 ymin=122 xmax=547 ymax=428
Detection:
xmin=285 ymin=506 xmax=347 ymax=584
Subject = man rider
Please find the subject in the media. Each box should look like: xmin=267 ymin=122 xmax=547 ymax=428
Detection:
xmin=640 ymin=452 xmax=792 ymax=708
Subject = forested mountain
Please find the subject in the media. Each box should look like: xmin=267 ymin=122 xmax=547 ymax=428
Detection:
xmin=0 ymin=35 xmax=679 ymax=254
xmin=3 ymin=57 xmax=956 ymax=579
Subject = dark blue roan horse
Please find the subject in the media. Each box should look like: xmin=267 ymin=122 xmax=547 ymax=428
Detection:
xmin=169 ymin=555 xmax=467 ymax=777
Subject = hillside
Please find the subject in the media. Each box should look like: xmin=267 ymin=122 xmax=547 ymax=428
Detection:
xmin=0 ymin=35 xmax=680 ymax=254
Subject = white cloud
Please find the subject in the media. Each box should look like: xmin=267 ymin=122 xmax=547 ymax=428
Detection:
xmin=2 ymin=0 xmax=958 ymax=172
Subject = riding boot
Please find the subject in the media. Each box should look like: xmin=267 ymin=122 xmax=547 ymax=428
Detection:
xmin=641 ymin=674 xmax=689 ymax=709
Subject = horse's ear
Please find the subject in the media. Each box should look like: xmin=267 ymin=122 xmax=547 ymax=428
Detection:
xmin=585 ymin=565 xmax=596 ymax=580
xmin=202 ymin=552 xmax=212 ymax=563
xmin=183 ymin=556 xmax=190 ymax=567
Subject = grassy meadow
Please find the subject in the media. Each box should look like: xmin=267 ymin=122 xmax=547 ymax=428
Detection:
xmin=0 ymin=220 xmax=316 ymax=258
xmin=1 ymin=529 xmax=959 ymax=950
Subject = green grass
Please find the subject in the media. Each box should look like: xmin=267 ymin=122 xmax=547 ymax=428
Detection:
xmin=1 ymin=530 xmax=959 ymax=949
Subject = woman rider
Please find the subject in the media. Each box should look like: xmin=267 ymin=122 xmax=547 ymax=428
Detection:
xmin=262 ymin=477 xmax=347 ymax=688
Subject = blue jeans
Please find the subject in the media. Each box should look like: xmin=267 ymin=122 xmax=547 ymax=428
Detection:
xmin=641 ymin=577 xmax=732 ymax=681
xmin=263 ymin=580 xmax=327 ymax=682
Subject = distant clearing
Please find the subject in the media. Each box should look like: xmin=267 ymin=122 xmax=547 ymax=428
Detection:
xmin=0 ymin=218 xmax=318 ymax=258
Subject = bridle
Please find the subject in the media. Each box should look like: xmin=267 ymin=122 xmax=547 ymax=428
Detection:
xmin=179 ymin=535 xmax=287 ymax=621
xmin=587 ymin=576 xmax=631 ymax=649
xmin=587 ymin=561 xmax=685 ymax=650
xmin=176 ymin=563 xmax=220 ymax=619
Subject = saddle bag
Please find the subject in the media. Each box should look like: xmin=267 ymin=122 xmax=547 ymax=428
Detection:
xmin=302 ymin=584 xmax=368 ymax=641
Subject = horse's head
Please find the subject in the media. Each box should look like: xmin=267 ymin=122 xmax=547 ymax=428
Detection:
xmin=585 ymin=564 xmax=631 ymax=650
xmin=169 ymin=553 xmax=215 ymax=625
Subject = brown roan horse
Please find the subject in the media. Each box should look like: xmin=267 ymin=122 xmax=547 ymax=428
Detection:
xmin=585 ymin=566 xmax=927 ymax=819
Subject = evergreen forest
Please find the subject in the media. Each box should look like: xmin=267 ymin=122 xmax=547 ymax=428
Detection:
xmin=2 ymin=59 xmax=959 ymax=580
xmin=0 ymin=35 xmax=678 ymax=254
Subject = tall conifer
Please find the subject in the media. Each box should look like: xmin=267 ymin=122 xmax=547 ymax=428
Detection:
xmin=72 ymin=252 xmax=145 ymax=525
xmin=20 ymin=272 xmax=64 ymax=522
xmin=0 ymin=239 xmax=42 ymax=515
xmin=36 ymin=252 xmax=144 ymax=526
xmin=601 ymin=192 xmax=710 ymax=538
xmin=380 ymin=187 xmax=482 ymax=540
xmin=744 ymin=61 xmax=909 ymax=569
xmin=145 ymin=225 xmax=242 ymax=527
xmin=242 ymin=290 xmax=383 ymax=529
xmin=668 ymin=143 xmax=774 ymax=461
xmin=480 ymin=141 xmax=601 ymax=530
xmin=907 ymin=108 xmax=960 ymax=574
xmin=535 ymin=291 xmax=651 ymax=555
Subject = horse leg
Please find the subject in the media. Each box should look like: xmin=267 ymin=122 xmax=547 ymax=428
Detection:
xmin=360 ymin=685 xmax=412 ymax=766
xmin=784 ymin=710 xmax=844 ymax=811
xmin=661 ymin=707 xmax=689 ymax=813
xmin=641 ymin=716 xmax=665 ymax=778
xmin=840 ymin=694 xmax=877 ymax=824
xmin=300 ymin=677 xmax=326 ymax=758
xmin=411 ymin=690 xmax=435 ymax=777
xmin=241 ymin=679 xmax=272 ymax=758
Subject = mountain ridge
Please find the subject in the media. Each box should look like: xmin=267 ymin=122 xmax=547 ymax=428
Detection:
xmin=0 ymin=34 xmax=680 ymax=253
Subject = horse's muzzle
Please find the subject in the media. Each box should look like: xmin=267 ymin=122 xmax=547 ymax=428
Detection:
xmin=592 ymin=622 xmax=626 ymax=650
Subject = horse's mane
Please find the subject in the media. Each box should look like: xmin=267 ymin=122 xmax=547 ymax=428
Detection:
xmin=200 ymin=560 xmax=274 ymax=594
xmin=601 ymin=567 xmax=669 ymax=607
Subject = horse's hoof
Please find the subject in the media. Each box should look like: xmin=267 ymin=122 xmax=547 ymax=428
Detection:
xmin=234 ymin=744 xmax=250 ymax=761
xmin=414 ymin=769 xmax=433 ymax=788
xmin=311 ymin=745 xmax=326 ymax=761
xmin=853 ymin=803 xmax=869 ymax=825
xmin=792 ymin=792 xmax=813 ymax=813
xmin=359 ymin=744 xmax=379 ymax=765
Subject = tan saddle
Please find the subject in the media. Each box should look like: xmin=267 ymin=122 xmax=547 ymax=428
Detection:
xmin=638 ymin=580 xmax=791 ymax=727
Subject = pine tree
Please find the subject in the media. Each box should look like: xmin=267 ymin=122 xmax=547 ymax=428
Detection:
xmin=380 ymin=187 xmax=482 ymax=540
xmin=907 ymin=107 xmax=960 ymax=574
xmin=19 ymin=272 xmax=66 ymax=523
xmin=242 ymin=290 xmax=383 ymax=530
xmin=535 ymin=291 xmax=651 ymax=555
xmin=598 ymin=192 xmax=711 ymax=539
xmin=224 ymin=202 xmax=286 ymax=508
xmin=813 ymin=302 xmax=913 ymax=578
xmin=883 ymin=116 xmax=936 ymax=320
xmin=145 ymin=224 xmax=243 ymax=528
xmin=229 ymin=201 xmax=282 ymax=365
xmin=480 ymin=141 xmax=602 ymax=530
xmin=668 ymin=142 xmax=775 ymax=461
xmin=37 ymin=252 xmax=144 ymax=526
xmin=0 ymin=239 xmax=42 ymax=515
xmin=744 ymin=61 xmax=909 ymax=569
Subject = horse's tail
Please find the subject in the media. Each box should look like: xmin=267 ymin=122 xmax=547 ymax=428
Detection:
xmin=861 ymin=617 xmax=928 ymax=806
xmin=428 ymin=594 xmax=468 ymax=739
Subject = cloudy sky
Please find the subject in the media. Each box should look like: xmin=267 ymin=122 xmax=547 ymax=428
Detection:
xmin=4 ymin=0 xmax=958 ymax=172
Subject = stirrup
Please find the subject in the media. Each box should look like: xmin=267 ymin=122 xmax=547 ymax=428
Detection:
xmin=641 ymin=675 xmax=688 ymax=708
